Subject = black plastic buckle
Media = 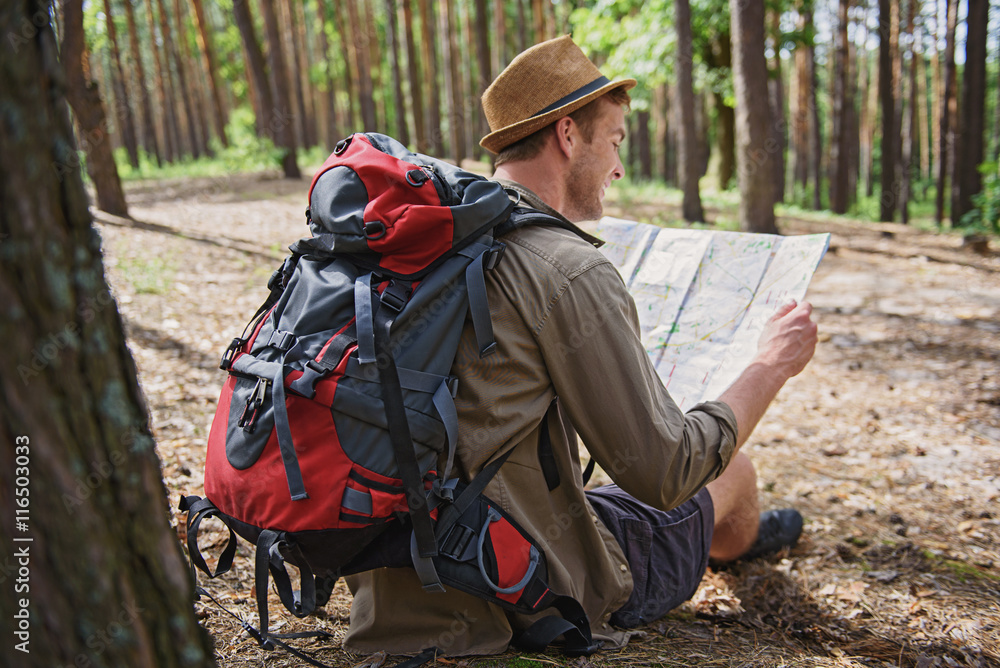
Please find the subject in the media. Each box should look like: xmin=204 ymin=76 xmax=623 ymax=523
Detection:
xmin=380 ymin=281 xmax=411 ymax=313
xmin=220 ymin=338 xmax=245 ymax=370
xmin=439 ymin=523 xmax=476 ymax=561
xmin=485 ymin=242 xmax=507 ymax=271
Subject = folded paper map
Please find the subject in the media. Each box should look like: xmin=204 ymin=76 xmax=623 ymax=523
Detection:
xmin=595 ymin=217 xmax=830 ymax=410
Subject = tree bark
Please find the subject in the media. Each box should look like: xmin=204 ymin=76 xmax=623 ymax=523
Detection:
xmin=878 ymin=0 xmax=897 ymax=221
xmin=441 ymin=0 xmax=465 ymax=165
xmin=917 ymin=48 xmax=930 ymax=183
xmin=636 ymin=110 xmax=653 ymax=180
xmin=172 ymin=0 xmax=211 ymax=157
xmin=0 ymin=3 xmax=215 ymax=665
xmin=655 ymin=83 xmax=675 ymax=185
xmin=125 ymin=0 xmax=162 ymax=164
xmin=331 ymin=0 xmax=357 ymax=131
xmin=532 ymin=0 xmax=544 ymax=43
xmin=156 ymin=0 xmax=198 ymax=157
xmin=232 ymin=0 xmax=274 ymax=143
xmin=791 ymin=5 xmax=810 ymax=193
xmin=493 ymin=0 xmax=506 ymax=83
xmin=829 ymin=0 xmax=851 ymax=213
xmin=900 ymin=0 xmax=919 ymax=224
xmin=189 ymin=0 xmax=228 ymax=146
xmin=294 ymin=0 xmax=318 ymax=148
xmin=675 ymin=0 xmax=704 ymax=222
xmin=385 ymin=0 xmax=409 ymax=146
xmin=62 ymin=0 xmax=129 ymax=217
xmin=705 ymin=30 xmax=735 ymax=190
xmin=768 ymin=7 xmax=787 ymax=204
xmin=936 ymin=0 xmax=958 ymax=226
xmin=401 ymin=0 xmax=426 ymax=151
xmin=344 ymin=0 xmax=376 ymax=131
xmin=103 ymin=0 xmax=140 ymax=169
xmin=315 ymin=0 xmax=341 ymax=145
xmin=953 ymin=0 xmax=988 ymax=224
xmin=418 ymin=0 xmax=442 ymax=153
xmin=144 ymin=0 xmax=179 ymax=161
xmin=363 ymin=0 xmax=385 ymax=130
xmin=279 ymin=0 xmax=310 ymax=149
xmin=731 ymin=0 xmax=778 ymax=233
xmin=807 ymin=24 xmax=822 ymax=211
xmin=259 ymin=0 xmax=301 ymax=177
xmin=474 ymin=0 xmax=491 ymax=158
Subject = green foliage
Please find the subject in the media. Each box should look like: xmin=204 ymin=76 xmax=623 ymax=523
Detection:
xmin=959 ymin=161 xmax=1000 ymax=236
xmin=116 ymin=107 xmax=285 ymax=180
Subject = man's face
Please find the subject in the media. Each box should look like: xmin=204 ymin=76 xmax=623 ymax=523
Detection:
xmin=564 ymin=98 xmax=627 ymax=223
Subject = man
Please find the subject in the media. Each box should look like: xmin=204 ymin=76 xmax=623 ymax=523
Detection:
xmin=345 ymin=35 xmax=818 ymax=656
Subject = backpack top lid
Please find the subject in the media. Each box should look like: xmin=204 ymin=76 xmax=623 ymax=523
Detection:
xmin=303 ymin=133 xmax=514 ymax=279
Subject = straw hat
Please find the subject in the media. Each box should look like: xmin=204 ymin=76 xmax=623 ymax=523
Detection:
xmin=480 ymin=35 xmax=636 ymax=154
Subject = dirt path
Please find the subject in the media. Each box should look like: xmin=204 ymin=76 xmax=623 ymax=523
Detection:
xmin=95 ymin=172 xmax=999 ymax=667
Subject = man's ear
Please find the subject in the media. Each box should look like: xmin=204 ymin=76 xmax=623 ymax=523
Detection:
xmin=552 ymin=116 xmax=578 ymax=160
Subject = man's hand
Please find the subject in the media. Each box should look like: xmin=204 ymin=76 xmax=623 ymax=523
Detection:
xmin=718 ymin=300 xmax=819 ymax=451
xmin=753 ymin=300 xmax=818 ymax=381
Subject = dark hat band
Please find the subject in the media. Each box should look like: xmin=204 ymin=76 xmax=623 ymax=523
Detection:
xmin=530 ymin=75 xmax=611 ymax=118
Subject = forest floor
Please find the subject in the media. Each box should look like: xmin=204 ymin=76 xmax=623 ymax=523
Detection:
xmin=93 ymin=168 xmax=1000 ymax=668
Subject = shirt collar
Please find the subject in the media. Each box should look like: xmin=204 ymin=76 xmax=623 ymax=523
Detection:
xmin=492 ymin=178 xmax=605 ymax=248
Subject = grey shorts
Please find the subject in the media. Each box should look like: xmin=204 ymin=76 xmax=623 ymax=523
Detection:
xmin=586 ymin=485 xmax=715 ymax=628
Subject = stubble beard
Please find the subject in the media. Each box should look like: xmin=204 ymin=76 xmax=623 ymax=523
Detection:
xmin=564 ymin=157 xmax=604 ymax=223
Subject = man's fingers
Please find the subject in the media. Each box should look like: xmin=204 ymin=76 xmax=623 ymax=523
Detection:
xmin=772 ymin=299 xmax=798 ymax=319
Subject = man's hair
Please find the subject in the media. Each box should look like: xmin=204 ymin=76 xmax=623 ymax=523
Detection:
xmin=493 ymin=87 xmax=632 ymax=167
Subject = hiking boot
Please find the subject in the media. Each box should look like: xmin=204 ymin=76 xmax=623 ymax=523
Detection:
xmin=743 ymin=509 xmax=803 ymax=560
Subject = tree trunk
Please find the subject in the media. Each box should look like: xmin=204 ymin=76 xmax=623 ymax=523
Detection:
xmin=900 ymin=0 xmax=919 ymax=224
xmin=636 ymin=110 xmax=653 ymax=180
xmin=441 ymin=0 xmax=465 ymax=165
xmin=418 ymin=0 xmax=442 ymax=154
xmin=173 ymin=0 xmax=211 ymax=157
xmin=675 ymin=0 xmax=704 ymax=222
xmin=61 ymin=0 xmax=129 ymax=217
xmin=259 ymin=0 xmax=301 ymax=177
xmin=705 ymin=30 xmax=735 ymax=190
xmin=295 ymin=0 xmax=319 ymax=149
xmin=156 ymin=0 xmax=198 ymax=158
xmin=493 ymin=0 xmax=506 ymax=82
xmin=917 ymin=48 xmax=930 ymax=183
xmin=344 ymin=0 xmax=376 ymax=131
xmin=791 ymin=6 xmax=811 ymax=194
xmin=315 ymin=0 xmax=341 ymax=145
xmin=385 ymin=0 xmax=409 ymax=146
xmin=145 ymin=0 xmax=179 ymax=161
xmin=936 ymin=0 xmax=958 ymax=226
xmin=189 ymin=0 xmax=228 ymax=146
xmin=0 ymin=3 xmax=215 ymax=665
xmin=515 ymin=0 xmax=527 ymax=54
xmin=363 ymin=0 xmax=385 ymax=130
xmin=330 ymin=0 xmax=357 ymax=132
xmin=474 ymin=0 xmax=491 ymax=159
xmin=532 ymin=0 xmax=544 ymax=43
xmin=280 ymin=0 xmax=311 ymax=149
xmin=953 ymin=0 xmax=988 ymax=224
xmin=232 ymin=0 xmax=274 ymax=144
xmin=768 ymin=8 xmax=787 ymax=205
xmin=654 ymin=84 xmax=674 ymax=185
xmin=125 ymin=0 xmax=162 ymax=165
xmin=808 ymin=29 xmax=822 ymax=211
xmin=696 ymin=91 xmax=710 ymax=177
xmin=878 ymin=0 xmax=897 ymax=221
xmin=731 ymin=0 xmax=778 ymax=233
xmin=401 ymin=0 xmax=426 ymax=151
xmin=461 ymin=0 xmax=478 ymax=159
xmin=103 ymin=0 xmax=140 ymax=169
xmin=829 ymin=0 xmax=851 ymax=213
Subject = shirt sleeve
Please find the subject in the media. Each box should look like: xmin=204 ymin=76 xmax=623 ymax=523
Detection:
xmin=535 ymin=260 xmax=738 ymax=511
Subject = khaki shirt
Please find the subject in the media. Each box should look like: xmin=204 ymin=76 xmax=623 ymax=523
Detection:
xmin=344 ymin=182 xmax=738 ymax=656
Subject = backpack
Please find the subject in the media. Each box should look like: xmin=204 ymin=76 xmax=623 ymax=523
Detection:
xmin=180 ymin=133 xmax=601 ymax=664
